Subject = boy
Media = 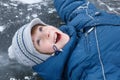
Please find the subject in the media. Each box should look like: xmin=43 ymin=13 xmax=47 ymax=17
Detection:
xmin=8 ymin=0 xmax=120 ymax=80
xmin=8 ymin=18 xmax=69 ymax=66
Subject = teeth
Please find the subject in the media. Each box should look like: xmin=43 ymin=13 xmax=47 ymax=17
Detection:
xmin=54 ymin=32 xmax=57 ymax=43
xmin=54 ymin=32 xmax=61 ymax=44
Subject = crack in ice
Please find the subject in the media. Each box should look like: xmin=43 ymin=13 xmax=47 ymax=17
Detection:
xmin=97 ymin=0 xmax=120 ymax=15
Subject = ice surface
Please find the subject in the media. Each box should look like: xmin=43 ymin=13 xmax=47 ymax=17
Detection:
xmin=11 ymin=0 xmax=43 ymax=4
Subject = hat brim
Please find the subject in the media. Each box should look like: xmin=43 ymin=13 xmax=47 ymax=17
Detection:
xmin=24 ymin=18 xmax=51 ymax=63
xmin=29 ymin=18 xmax=46 ymax=28
xmin=23 ymin=18 xmax=47 ymax=52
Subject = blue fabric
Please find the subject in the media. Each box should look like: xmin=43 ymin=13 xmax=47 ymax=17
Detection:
xmin=33 ymin=0 xmax=120 ymax=80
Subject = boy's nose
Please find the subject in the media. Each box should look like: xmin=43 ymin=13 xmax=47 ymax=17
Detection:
xmin=42 ymin=30 xmax=50 ymax=38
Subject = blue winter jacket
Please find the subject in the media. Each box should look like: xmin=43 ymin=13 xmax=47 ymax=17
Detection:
xmin=33 ymin=0 xmax=120 ymax=80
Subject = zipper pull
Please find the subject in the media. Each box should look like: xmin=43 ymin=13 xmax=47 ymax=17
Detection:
xmin=87 ymin=27 xmax=94 ymax=34
xmin=53 ymin=45 xmax=62 ymax=55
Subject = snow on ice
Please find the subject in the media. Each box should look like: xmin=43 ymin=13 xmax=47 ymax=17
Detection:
xmin=10 ymin=0 xmax=43 ymax=4
xmin=0 ymin=26 xmax=6 ymax=32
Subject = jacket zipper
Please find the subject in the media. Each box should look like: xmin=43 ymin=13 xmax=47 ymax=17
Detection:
xmin=94 ymin=27 xmax=106 ymax=80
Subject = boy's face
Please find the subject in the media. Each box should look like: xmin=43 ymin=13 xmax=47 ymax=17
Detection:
xmin=31 ymin=25 xmax=70 ymax=55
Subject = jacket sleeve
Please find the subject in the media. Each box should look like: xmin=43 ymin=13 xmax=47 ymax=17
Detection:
xmin=54 ymin=0 xmax=86 ymax=22
xmin=54 ymin=0 xmax=96 ymax=22
xmin=54 ymin=0 xmax=100 ymax=29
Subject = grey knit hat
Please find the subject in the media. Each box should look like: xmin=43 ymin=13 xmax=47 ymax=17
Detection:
xmin=8 ymin=18 xmax=52 ymax=67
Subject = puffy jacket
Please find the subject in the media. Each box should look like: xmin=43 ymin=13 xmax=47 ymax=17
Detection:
xmin=33 ymin=0 xmax=120 ymax=80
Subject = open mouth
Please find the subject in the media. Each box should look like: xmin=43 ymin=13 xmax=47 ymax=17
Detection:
xmin=55 ymin=32 xmax=61 ymax=44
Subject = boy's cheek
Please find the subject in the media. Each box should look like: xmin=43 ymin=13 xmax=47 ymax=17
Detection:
xmin=39 ymin=45 xmax=55 ymax=54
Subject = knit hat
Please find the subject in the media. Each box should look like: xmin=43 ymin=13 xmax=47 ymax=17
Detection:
xmin=8 ymin=18 xmax=52 ymax=67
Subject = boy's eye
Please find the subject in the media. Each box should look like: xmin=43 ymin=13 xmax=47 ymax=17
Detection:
xmin=37 ymin=39 xmax=40 ymax=46
xmin=39 ymin=27 xmax=43 ymax=32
